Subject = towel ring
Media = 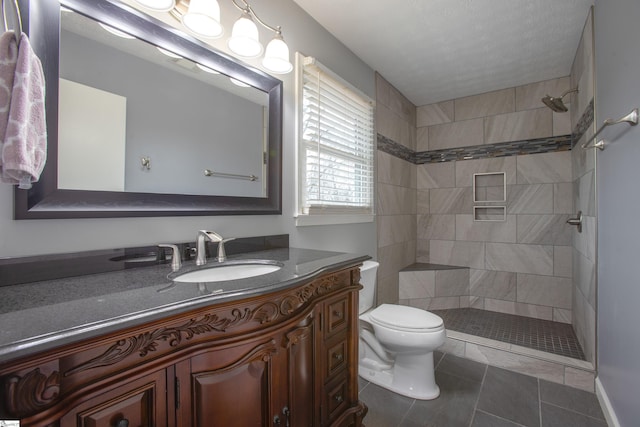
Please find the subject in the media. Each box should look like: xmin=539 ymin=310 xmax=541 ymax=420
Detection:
xmin=1 ymin=0 xmax=22 ymax=44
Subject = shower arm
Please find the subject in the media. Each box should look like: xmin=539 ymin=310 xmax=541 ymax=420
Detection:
xmin=582 ymin=107 xmax=639 ymax=151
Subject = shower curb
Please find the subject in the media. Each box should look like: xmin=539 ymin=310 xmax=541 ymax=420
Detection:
xmin=442 ymin=329 xmax=595 ymax=392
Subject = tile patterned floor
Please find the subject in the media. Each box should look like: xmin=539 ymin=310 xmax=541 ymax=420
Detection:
xmin=359 ymin=352 xmax=607 ymax=427
xmin=431 ymin=308 xmax=586 ymax=360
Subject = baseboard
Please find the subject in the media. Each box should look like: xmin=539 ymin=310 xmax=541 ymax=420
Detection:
xmin=595 ymin=376 xmax=621 ymax=427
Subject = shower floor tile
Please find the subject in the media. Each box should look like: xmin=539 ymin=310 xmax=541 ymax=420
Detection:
xmin=431 ymin=308 xmax=586 ymax=361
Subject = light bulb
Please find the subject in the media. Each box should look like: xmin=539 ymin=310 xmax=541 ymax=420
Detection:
xmin=157 ymin=47 xmax=182 ymax=59
xmin=182 ymin=0 xmax=223 ymax=39
xmin=227 ymin=12 xmax=263 ymax=58
xmin=230 ymin=78 xmax=250 ymax=88
xmin=133 ymin=0 xmax=176 ymax=12
xmin=262 ymin=33 xmax=292 ymax=74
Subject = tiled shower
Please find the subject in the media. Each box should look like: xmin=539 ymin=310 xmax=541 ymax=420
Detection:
xmin=375 ymin=8 xmax=597 ymax=370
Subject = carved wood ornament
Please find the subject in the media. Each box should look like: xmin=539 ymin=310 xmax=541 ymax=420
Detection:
xmin=64 ymin=271 xmax=353 ymax=377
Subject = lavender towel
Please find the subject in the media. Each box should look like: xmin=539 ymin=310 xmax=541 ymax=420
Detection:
xmin=0 ymin=31 xmax=18 ymax=159
xmin=0 ymin=32 xmax=47 ymax=189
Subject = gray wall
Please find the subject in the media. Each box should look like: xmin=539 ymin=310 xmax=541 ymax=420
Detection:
xmin=0 ymin=0 xmax=377 ymax=259
xmin=595 ymin=0 xmax=640 ymax=424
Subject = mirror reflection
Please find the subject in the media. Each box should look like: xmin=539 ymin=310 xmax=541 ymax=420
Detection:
xmin=58 ymin=9 xmax=269 ymax=198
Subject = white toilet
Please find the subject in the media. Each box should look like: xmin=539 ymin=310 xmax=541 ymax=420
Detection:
xmin=358 ymin=260 xmax=446 ymax=400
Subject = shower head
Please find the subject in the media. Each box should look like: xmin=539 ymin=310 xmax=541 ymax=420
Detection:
xmin=541 ymin=87 xmax=579 ymax=113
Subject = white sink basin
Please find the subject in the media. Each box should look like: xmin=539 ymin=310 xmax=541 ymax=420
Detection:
xmin=173 ymin=263 xmax=281 ymax=283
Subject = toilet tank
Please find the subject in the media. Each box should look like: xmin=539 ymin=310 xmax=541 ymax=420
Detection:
xmin=359 ymin=260 xmax=379 ymax=314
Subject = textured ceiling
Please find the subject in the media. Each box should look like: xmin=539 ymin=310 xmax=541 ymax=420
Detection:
xmin=292 ymin=0 xmax=594 ymax=106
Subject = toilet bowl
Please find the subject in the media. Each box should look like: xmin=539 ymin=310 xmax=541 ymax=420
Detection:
xmin=358 ymin=261 xmax=446 ymax=400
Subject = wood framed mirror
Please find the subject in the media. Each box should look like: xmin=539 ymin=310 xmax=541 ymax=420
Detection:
xmin=14 ymin=0 xmax=282 ymax=219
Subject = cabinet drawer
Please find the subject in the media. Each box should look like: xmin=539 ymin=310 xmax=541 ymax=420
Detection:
xmin=322 ymin=375 xmax=350 ymax=424
xmin=325 ymin=337 xmax=348 ymax=379
xmin=324 ymin=295 xmax=349 ymax=339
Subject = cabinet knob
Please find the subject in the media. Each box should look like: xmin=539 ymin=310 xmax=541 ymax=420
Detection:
xmin=333 ymin=352 xmax=344 ymax=361
xmin=333 ymin=311 xmax=343 ymax=318
xmin=116 ymin=419 xmax=129 ymax=427
xmin=334 ymin=394 xmax=344 ymax=403
xmin=273 ymin=415 xmax=281 ymax=425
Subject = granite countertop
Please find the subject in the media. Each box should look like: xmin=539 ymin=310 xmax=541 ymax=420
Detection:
xmin=0 ymin=248 xmax=368 ymax=364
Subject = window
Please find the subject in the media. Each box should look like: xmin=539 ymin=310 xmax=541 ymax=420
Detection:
xmin=296 ymin=54 xmax=375 ymax=225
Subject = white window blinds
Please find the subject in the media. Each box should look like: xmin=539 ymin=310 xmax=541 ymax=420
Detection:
xmin=297 ymin=55 xmax=375 ymax=216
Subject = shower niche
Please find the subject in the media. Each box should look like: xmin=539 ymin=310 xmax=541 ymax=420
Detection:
xmin=472 ymin=172 xmax=506 ymax=221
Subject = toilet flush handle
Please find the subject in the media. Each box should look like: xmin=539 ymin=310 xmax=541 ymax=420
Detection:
xmin=566 ymin=211 xmax=583 ymax=233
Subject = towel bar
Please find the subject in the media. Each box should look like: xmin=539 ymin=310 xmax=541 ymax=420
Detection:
xmin=582 ymin=107 xmax=638 ymax=151
xmin=204 ymin=169 xmax=258 ymax=181
xmin=1 ymin=0 xmax=22 ymax=44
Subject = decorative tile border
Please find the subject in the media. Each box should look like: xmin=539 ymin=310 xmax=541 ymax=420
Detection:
xmin=377 ymin=98 xmax=595 ymax=163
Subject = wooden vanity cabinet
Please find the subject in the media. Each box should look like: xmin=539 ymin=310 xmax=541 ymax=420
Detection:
xmin=0 ymin=266 xmax=367 ymax=427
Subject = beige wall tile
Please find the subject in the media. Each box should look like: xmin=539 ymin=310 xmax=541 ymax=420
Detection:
xmin=416 ymin=100 xmax=454 ymax=127
xmin=417 ymin=190 xmax=430 ymax=214
xmin=417 ymin=127 xmax=429 ymax=151
xmin=553 ymin=308 xmax=572 ymax=324
xmin=417 ymin=161 xmax=456 ymax=189
xmin=429 ymin=118 xmax=484 ymax=150
xmin=515 ymin=77 xmax=570 ymax=111
xmin=553 ymin=183 xmax=574 ymax=214
xmin=430 ymin=187 xmax=473 ymax=214
xmin=485 ymin=109 xmax=553 ymax=144
xmin=516 ymin=151 xmax=572 ymax=184
xmin=455 ymin=88 xmax=515 ymax=121
xmin=435 ymin=269 xmax=470 ymax=297
xmin=376 ymin=103 xmax=401 ymax=142
xmin=470 ymin=269 xmax=517 ymax=300
xmin=375 ymin=72 xmax=391 ymax=108
xmin=377 ymin=183 xmax=416 ymax=216
xmin=417 ymin=239 xmax=429 ymax=262
xmin=554 ymin=245 xmax=573 ymax=278
xmin=430 ymin=240 xmax=485 ymax=269
xmin=377 ymin=214 xmax=416 ymax=247
xmin=516 ymin=214 xmax=572 ymax=245
xmin=485 ymin=243 xmax=553 ymax=275
xmin=417 ymin=214 xmax=456 ymax=240
xmin=553 ymin=108 xmax=572 ymax=136
xmin=456 ymin=214 xmax=517 ymax=243
xmin=508 ymin=184 xmax=554 ymax=214
xmin=517 ymin=274 xmax=572 ymax=309
xmin=377 ymin=151 xmax=414 ymax=187
xmin=399 ymin=270 xmax=435 ymax=299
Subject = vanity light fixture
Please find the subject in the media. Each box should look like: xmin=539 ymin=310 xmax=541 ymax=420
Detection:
xmin=133 ymin=0 xmax=293 ymax=74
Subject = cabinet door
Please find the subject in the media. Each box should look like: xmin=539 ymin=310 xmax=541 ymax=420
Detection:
xmin=178 ymin=339 xmax=280 ymax=427
xmin=59 ymin=369 xmax=167 ymax=427
xmin=284 ymin=320 xmax=315 ymax=426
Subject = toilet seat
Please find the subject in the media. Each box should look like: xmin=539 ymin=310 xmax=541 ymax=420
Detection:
xmin=368 ymin=304 xmax=443 ymax=332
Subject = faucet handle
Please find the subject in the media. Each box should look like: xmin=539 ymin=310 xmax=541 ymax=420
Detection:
xmin=216 ymin=237 xmax=236 ymax=262
xmin=158 ymin=244 xmax=182 ymax=271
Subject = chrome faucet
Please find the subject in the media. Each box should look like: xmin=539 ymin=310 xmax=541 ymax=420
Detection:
xmin=196 ymin=230 xmax=236 ymax=265
xmin=196 ymin=230 xmax=222 ymax=265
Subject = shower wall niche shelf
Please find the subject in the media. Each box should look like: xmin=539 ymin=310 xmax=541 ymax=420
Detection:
xmin=473 ymin=206 xmax=506 ymax=222
xmin=473 ymin=172 xmax=506 ymax=203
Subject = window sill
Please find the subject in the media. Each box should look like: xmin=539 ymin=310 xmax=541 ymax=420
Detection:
xmin=295 ymin=214 xmax=374 ymax=227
